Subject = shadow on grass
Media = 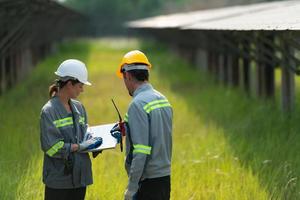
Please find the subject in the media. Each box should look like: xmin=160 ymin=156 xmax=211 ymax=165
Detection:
xmin=141 ymin=41 xmax=300 ymax=199
xmin=0 ymin=40 xmax=92 ymax=199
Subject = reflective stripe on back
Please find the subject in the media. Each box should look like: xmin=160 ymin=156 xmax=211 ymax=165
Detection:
xmin=143 ymin=99 xmax=171 ymax=114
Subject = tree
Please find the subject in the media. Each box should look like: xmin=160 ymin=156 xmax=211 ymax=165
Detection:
xmin=64 ymin=0 xmax=163 ymax=35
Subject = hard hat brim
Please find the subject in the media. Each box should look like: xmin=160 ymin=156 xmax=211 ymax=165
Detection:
xmin=116 ymin=70 xmax=123 ymax=78
xmin=116 ymin=64 xmax=151 ymax=79
xmin=54 ymin=71 xmax=92 ymax=85
xmin=82 ymin=81 xmax=92 ymax=86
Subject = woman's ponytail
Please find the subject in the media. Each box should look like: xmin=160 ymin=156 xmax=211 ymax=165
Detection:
xmin=48 ymin=79 xmax=59 ymax=98
xmin=48 ymin=78 xmax=78 ymax=98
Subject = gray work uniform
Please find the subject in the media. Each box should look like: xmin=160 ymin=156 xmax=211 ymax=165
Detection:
xmin=40 ymin=96 xmax=92 ymax=189
xmin=124 ymin=83 xmax=173 ymax=193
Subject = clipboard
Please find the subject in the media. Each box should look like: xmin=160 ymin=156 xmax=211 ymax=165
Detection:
xmin=81 ymin=123 xmax=118 ymax=152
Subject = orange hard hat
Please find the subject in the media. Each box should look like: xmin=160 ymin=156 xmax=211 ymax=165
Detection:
xmin=117 ymin=50 xmax=152 ymax=78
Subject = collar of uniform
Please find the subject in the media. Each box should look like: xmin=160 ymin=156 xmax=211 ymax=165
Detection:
xmin=133 ymin=83 xmax=153 ymax=97
xmin=69 ymin=99 xmax=81 ymax=115
xmin=52 ymin=96 xmax=80 ymax=115
xmin=52 ymin=96 xmax=69 ymax=115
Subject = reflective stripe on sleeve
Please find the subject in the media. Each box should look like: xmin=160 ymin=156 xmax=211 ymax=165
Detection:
xmin=46 ymin=141 xmax=64 ymax=157
xmin=53 ymin=117 xmax=73 ymax=128
xmin=143 ymin=99 xmax=171 ymax=114
xmin=124 ymin=113 xmax=128 ymax=122
xmin=133 ymin=144 xmax=152 ymax=155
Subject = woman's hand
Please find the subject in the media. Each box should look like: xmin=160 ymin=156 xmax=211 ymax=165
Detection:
xmin=71 ymin=144 xmax=79 ymax=152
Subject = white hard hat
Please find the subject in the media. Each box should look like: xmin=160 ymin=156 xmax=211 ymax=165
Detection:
xmin=55 ymin=59 xmax=91 ymax=85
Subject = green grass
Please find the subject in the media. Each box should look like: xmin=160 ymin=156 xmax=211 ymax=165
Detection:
xmin=145 ymin=43 xmax=300 ymax=199
xmin=1 ymin=38 xmax=300 ymax=199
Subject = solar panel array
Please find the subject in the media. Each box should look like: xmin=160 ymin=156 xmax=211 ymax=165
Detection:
xmin=0 ymin=0 xmax=86 ymax=94
xmin=127 ymin=0 xmax=300 ymax=112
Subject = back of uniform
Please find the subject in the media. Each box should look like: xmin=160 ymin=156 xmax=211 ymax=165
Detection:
xmin=124 ymin=83 xmax=173 ymax=197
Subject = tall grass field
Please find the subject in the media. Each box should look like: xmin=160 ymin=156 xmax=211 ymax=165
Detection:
xmin=1 ymin=38 xmax=300 ymax=199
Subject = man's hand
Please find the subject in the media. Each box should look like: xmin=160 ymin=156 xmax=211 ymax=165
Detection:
xmin=124 ymin=189 xmax=136 ymax=200
xmin=71 ymin=144 xmax=79 ymax=152
xmin=110 ymin=123 xmax=122 ymax=143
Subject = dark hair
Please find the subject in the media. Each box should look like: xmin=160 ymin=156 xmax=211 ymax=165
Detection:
xmin=49 ymin=78 xmax=80 ymax=98
xmin=127 ymin=70 xmax=149 ymax=82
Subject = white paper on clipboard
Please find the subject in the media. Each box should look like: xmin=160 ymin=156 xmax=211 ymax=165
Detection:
xmin=82 ymin=123 xmax=118 ymax=152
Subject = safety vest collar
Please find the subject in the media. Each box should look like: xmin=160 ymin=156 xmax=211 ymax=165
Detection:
xmin=133 ymin=83 xmax=153 ymax=97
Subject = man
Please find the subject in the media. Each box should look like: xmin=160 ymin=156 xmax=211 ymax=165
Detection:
xmin=114 ymin=50 xmax=173 ymax=200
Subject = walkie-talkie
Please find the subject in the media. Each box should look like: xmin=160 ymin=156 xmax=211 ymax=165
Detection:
xmin=111 ymin=99 xmax=125 ymax=152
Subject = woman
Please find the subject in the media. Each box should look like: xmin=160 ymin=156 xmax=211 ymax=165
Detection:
xmin=40 ymin=59 xmax=102 ymax=200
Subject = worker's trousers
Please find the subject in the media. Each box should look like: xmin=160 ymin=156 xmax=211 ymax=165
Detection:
xmin=136 ymin=175 xmax=170 ymax=200
xmin=45 ymin=186 xmax=86 ymax=200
